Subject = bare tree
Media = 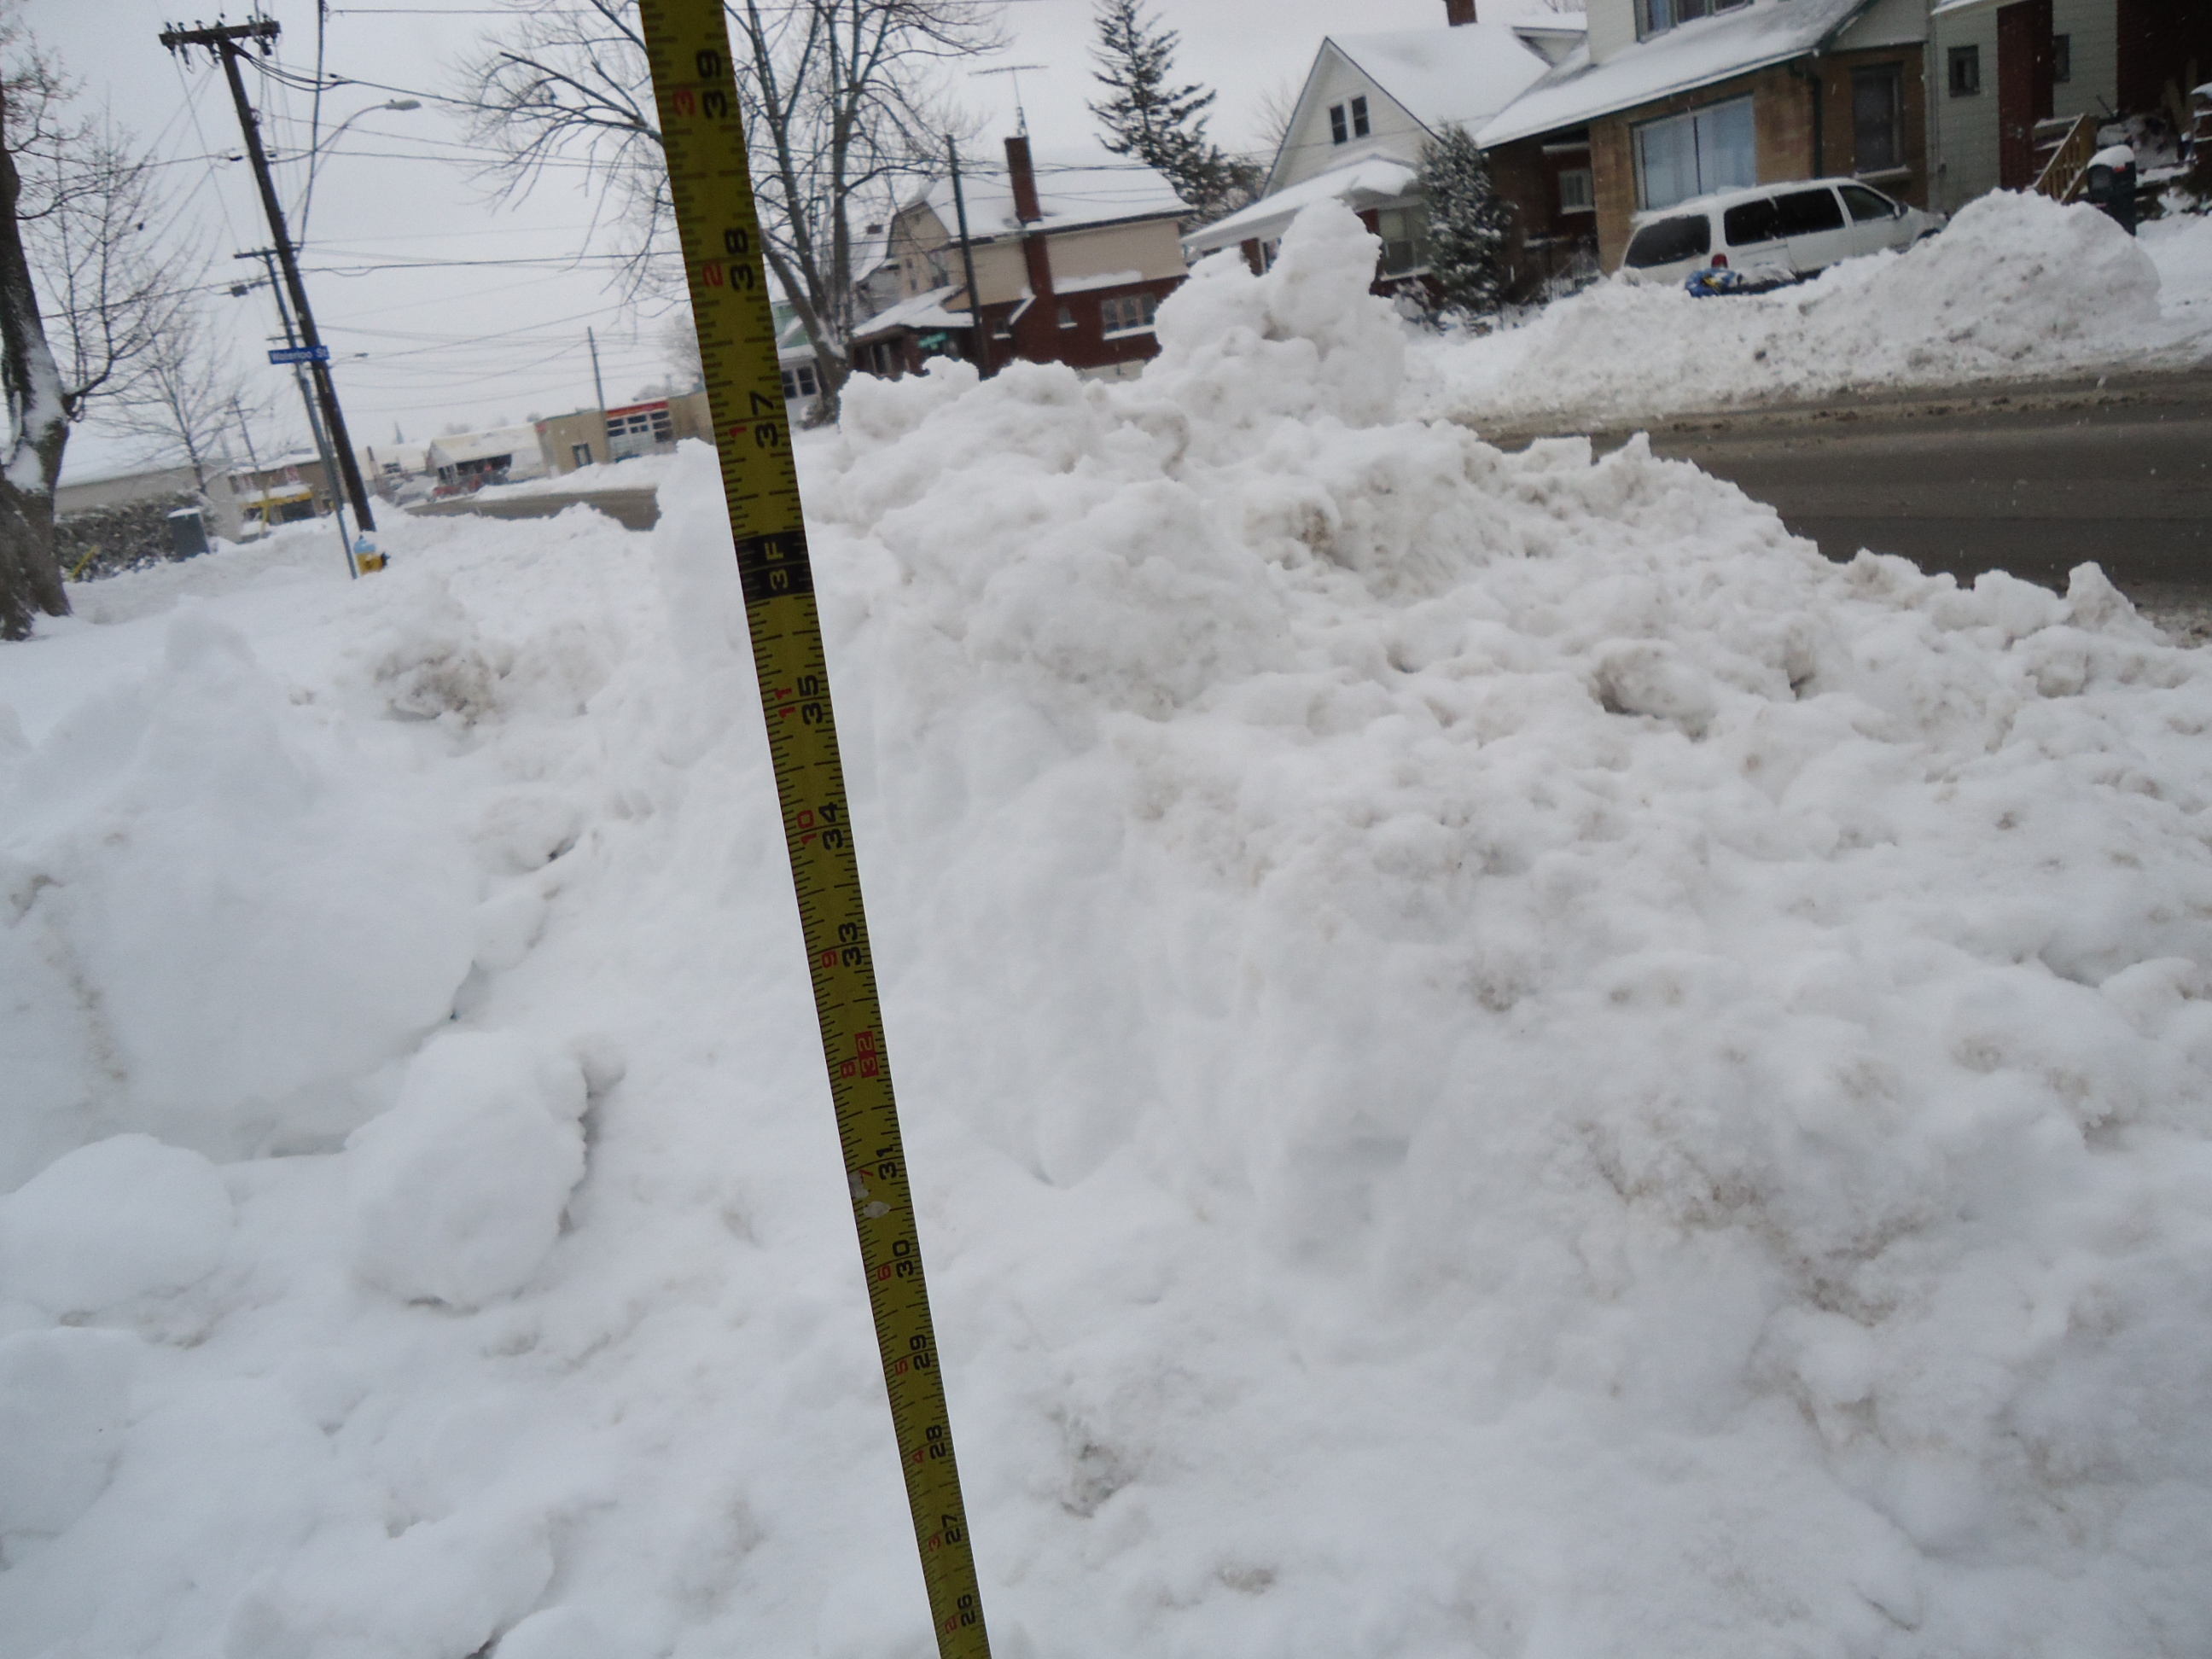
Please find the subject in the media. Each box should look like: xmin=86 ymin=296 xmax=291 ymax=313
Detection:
xmin=659 ymin=304 xmax=703 ymax=389
xmin=458 ymin=0 xmax=1002 ymax=420
xmin=1 ymin=32 xmax=183 ymax=638
xmin=98 ymin=297 xmax=253 ymax=493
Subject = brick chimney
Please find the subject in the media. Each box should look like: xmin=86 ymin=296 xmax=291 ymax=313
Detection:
xmin=1446 ymin=0 xmax=1477 ymax=22
xmin=1004 ymin=133 xmax=1055 ymax=364
xmin=1005 ymin=135 xmax=1044 ymax=224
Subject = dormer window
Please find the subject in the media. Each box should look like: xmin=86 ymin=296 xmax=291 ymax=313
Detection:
xmin=1638 ymin=0 xmax=1750 ymax=40
xmin=1329 ymin=96 xmax=1371 ymax=146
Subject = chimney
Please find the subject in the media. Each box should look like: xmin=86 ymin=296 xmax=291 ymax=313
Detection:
xmin=1005 ymin=135 xmax=1043 ymax=224
xmin=1446 ymin=0 xmax=1476 ymax=23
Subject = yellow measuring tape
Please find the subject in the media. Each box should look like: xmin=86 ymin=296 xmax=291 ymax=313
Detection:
xmin=637 ymin=7 xmax=992 ymax=1655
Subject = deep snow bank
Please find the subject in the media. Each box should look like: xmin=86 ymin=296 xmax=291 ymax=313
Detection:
xmin=4 ymin=202 xmax=2212 ymax=1658
xmin=1412 ymin=192 xmax=2212 ymax=428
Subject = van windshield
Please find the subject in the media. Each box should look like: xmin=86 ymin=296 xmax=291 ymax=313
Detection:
xmin=1624 ymin=215 xmax=1711 ymax=268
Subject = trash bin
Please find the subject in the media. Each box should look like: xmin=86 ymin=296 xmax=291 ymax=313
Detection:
xmin=166 ymin=507 xmax=210 ymax=560
xmin=2083 ymin=144 xmax=2137 ymax=236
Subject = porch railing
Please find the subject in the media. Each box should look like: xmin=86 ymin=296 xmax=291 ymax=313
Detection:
xmin=2032 ymin=112 xmax=2098 ymax=202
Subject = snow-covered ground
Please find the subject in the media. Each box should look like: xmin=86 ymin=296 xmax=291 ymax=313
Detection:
xmin=457 ymin=454 xmax=679 ymax=504
xmin=6 ymin=202 xmax=2212 ymax=1658
xmin=1412 ymin=193 xmax=2212 ymax=431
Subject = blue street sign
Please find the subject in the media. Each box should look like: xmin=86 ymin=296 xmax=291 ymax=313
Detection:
xmin=267 ymin=344 xmax=331 ymax=364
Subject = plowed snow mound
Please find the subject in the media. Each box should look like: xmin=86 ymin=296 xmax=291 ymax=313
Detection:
xmin=3 ymin=202 xmax=2211 ymax=1659
xmin=1413 ymin=190 xmax=2212 ymax=427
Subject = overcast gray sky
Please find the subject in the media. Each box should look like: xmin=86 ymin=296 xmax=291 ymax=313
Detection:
xmin=39 ymin=0 xmax=1569 ymax=482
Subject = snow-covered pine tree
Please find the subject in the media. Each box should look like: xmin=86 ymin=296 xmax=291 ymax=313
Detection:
xmin=1416 ymin=124 xmax=1514 ymax=320
xmin=1087 ymin=0 xmax=1258 ymax=225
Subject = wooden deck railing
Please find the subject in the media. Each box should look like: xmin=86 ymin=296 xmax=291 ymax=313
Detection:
xmin=2032 ymin=112 xmax=2098 ymax=202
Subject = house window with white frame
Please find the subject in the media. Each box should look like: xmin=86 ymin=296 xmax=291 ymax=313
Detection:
xmin=1100 ymin=292 xmax=1159 ymax=335
xmin=1329 ymin=95 xmax=1371 ymax=146
xmin=1375 ymin=205 xmax=1429 ymax=276
xmin=1632 ymin=96 xmax=1755 ymax=211
xmin=781 ymin=362 xmax=818 ymax=401
xmin=1637 ymin=0 xmax=1749 ymax=40
xmin=1558 ymin=166 xmax=1594 ymax=213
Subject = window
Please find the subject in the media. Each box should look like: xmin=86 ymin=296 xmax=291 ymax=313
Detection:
xmin=1057 ymin=303 xmax=1077 ymax=329
xmin=1771 ymin=186 xmax=1844 ymax=236
xmin=1632 ymin=96 xmax=1755 ymax=211
xmin=1558 ymin=166 xmax=1594 ymax=212
xmin=1840 ymin=183 xmax=1899 ymax=223
xmin=1622 ymin=214 xmax=1711 ymax=269
xmin=1375 ymin=205 xmax=1429 ymax=275
xmin=1330 ymin=102 xmax=1347 ymax=144
xmin=1948 ymin=44 xmax=1980 ymax=96
xmin=780 ymin=363 xmax=818 ymax=400
xmin=1637 ymin=0 xmax=1749 ymax=40
xmin=570 ymin=442 xmax=593 ymax=468
xmin=1100 ymin=292 xmax=1159 ymax=335
xmin=1328 ymin=96 xmax=1371 ymax=146
xmin=1352 ymin=96 xmax=1369 ymax=138
xmin=2052 ymin=32 xmax=2070 ymax=83
xmin=1722 ymin=196 xmax=1782 ymax=247
xmin=1852 ymin=64 xmax=1903 ymax=174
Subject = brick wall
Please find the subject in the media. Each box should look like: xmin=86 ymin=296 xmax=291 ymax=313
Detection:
xmin=1586 ymin=49 xmax=1928 ymax=271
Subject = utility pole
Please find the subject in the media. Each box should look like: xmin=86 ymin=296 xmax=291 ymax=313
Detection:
xmin=238 ymin=247 xmax=358 ymax=576
xmin=160 ymin=16 xmax=377 ymax=534
xmin=587 ymin=326 xmax=608 ymax=411
xmin=946 ymin=138 xmax=990 ymax=378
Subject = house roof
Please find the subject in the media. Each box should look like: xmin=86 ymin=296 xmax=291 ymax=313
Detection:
xmin=427 ymin=427 xmax=538 ymax=465
xmin=909 ymin=155 xmax=1188 ymax=241
xmin=1185 ymin=156 xmax=1418 ymax=256
xmin=1332 ymin=22 xmax=1567 ymax=136
xmin=1478 ymin=0 xmax=1875 ymax=148
xmin=851 ymin=284 xmax=974 ymax=341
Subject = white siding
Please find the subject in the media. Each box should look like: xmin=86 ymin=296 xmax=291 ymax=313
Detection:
xmin=1927 ymin=0 xmax=2116 ymax=214
xmin=2053 ymin=0 xmax=2117 ymax=121
xmin=1836 ymin=0 xmax=1929 ymax=51
xmin=1928 ymin=3 xmax=2001 ymax=212
xmin=1274 ymin=44 xmax=1429 ymax=190
xmin=1586 ymin=0 xmax=1638 ymax=64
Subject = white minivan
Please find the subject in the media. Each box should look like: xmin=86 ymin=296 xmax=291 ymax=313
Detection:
xmin=1620 ymin=178 xmax=1943 ymax=288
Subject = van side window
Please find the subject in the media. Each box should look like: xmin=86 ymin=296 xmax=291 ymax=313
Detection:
xmin=1722 ymin=197 xmax=1782 ymax=246
xmin=1623 ymin=214 xmax=1712 ymax=268
xmin=1772 ymin=187 xmax=1844 ymax=236
xmin=1839 ymin=183 xmax=1898 ymax=223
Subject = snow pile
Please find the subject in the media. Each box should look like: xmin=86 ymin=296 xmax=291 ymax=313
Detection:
xmin=1415 ymin=191 xmax=2212 ymax=428
xmin=4 ymin=201 xmax=2212 ymax=1657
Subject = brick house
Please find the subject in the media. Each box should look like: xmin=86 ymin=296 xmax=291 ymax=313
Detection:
xmin=1477 ymin=0 xmax=1933 ymax=275
xmin=850 ymin=139 xmax=1190 ymax=382
xmin=1185 ymin=4 xmax=1581 ymax=297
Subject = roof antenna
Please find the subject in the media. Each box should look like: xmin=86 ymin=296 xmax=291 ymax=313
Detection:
xmin=972 ymin=63 xmax=1048 ymax=137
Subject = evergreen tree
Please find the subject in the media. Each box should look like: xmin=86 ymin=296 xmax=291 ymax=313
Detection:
xmin=1416 ymin=124 xmax=1513 ymax=318
xmin=1087 ymin=0 xmax=1258 ymax=225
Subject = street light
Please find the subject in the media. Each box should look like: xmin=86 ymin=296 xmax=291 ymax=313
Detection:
xmin=296 ymin=98 xmax=422 ymax=242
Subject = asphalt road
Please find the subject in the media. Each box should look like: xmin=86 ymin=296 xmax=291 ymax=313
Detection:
xmin=1496 ymin=367 xmax=2212 ymax=612
xmin=405 ymin=487 xmax=661 ymax=533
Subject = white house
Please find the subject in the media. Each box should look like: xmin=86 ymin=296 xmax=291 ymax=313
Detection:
xmin=1187 ymin=4 xmax=1578 ymax=284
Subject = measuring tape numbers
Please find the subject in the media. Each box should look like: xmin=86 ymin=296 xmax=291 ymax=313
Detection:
xmin=636 ymin=7 xmax=992 ymax=1656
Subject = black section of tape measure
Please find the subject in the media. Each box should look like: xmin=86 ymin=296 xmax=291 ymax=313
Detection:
xmin=736 ymin=531 xmax=814 ymax=603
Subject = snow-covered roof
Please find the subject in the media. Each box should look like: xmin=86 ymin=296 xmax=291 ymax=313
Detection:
xmin=1185 ymin=157 xmax=1417 ymax=256
xmin=427 ymin=427 xmax=538 ymax=466
xmin=1332 ymin=22 xmax=1564 ymax=137
xmin=1479 ymin=0 xmax=1875 ymax=148
xmin=909 ymin=155 xmax=1188 ymax=241
xmin=851 ymin=284 xmax=974 ymax=340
